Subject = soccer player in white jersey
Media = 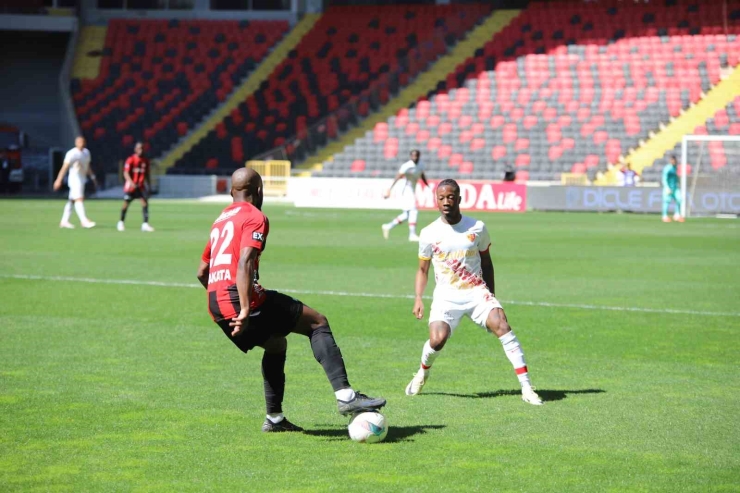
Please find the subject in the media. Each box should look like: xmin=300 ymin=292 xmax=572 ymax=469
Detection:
xmin=405 ymin=179 xmax=543 ymax=405
xmin=53 ymin=136 xmax=96 ymax=229
xmin=382 ymin=149 xmax=428 ymax=241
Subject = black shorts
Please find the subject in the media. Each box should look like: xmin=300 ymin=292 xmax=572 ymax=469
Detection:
xmin=124 ymin=187 xmax=148 ymax=201
xmin=215 ymin=290 xmax=304 ymax=353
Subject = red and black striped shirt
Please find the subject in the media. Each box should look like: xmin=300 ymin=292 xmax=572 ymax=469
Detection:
xmin=201 ymin=202 xmax=269 ymax=322
xmin=123 ymin=154 xmax=149 ymax=192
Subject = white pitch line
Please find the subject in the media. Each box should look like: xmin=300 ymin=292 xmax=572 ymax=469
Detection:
xmin=3 ymin=274 xmax=739 ymax=318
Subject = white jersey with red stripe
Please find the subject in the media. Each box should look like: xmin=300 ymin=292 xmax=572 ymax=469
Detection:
xmin=418 ymin=215 xmax=492 ymax=302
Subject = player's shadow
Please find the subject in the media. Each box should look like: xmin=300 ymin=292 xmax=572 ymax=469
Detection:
xmin=425 ymin=389 xmax=605 ymax=402
xmin=304 ymin=424 xmax=446 ymax=443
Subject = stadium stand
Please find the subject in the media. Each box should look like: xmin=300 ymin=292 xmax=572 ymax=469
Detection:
xmin=642 ymin=95 xmax=740 ymax=183
xmin=322 ymin=0 xmax=740 ymax=181
xmin=170 ymin=3 xmax=492 ymax=174
xmin=71 ymin=19 xmax=288 ymax=173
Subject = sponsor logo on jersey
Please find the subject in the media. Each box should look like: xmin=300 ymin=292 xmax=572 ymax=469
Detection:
xmin=467 ymin=233 xmax=477 ymax=242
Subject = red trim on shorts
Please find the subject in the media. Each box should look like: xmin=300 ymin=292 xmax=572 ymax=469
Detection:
xmin=515 ymin=366 xmax=528 ymax=375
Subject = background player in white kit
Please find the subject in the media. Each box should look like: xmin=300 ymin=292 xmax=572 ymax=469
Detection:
xmin=382 ymin=149 xmax=428 ymax=241
xmin=53 ymin=136 xmax=96 ymax=229
xmin=406 ymin=179 xmax=542 ymax=405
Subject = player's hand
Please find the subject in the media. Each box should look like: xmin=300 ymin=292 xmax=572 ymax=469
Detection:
xmin=229 ymin=309 xmax=249 ymax=336
xmin=125 ymin=180 xmax=134 ymax=191
xmin=53 ymin=179 xmax=62 ymax=191
xmin=413 ymin=298 xmax=424 ymax=320
xmin=383 ymin=189 xmax=391 ymax=199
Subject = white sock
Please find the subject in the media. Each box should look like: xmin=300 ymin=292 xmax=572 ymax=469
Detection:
xmin=61 ymin=202 xmax=72 ymax=223
xmin=499 ymin=331 xmax=532 ymax=388
xmin=408 ymin=211 xmax=418 ymax=236
xmin=335 ymin=388 xmax=355 ymax=401
xmin=420 ymin=340 xmax=439 ymax=373
xmin=266 ymin=413 xmax=284 ymax=424
xmin=73 ymin=201 xmax=89 ymax=223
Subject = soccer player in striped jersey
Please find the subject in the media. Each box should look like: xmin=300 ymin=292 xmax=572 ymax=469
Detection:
xmin=117 ymin=142 xmax=154 ymax=232
xmin=196 ymin=167 xmax=386 ymax=432
xmin=405 ymin=179 xmax=543 ymax=405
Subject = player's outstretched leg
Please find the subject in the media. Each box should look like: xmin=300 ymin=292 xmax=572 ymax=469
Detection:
xmin=408 ymin=210 xmax=419 ymax=242
xmin=74 ymin=199 xmax=95 ymax=228
xmin=486 ymin=308 xmax=543 ymax=406
xmin=118 ymin=199 xmax=130 ymax=231
xmin=140 ymin=198 xmax=154 ymax=232
xmin=260 ymin=336 xmax=303 ymax=433
xmin=406 ymin=322 xmax=450 ymax=396
xmin=291 ymin=305 xmax=386 ymax=416
xmin=672 ymin=193 xmax=684 ymax=222
xmin=382 ymin=211 xmax=409 ymax=240
xmin=60 ymin=200 xmax=75 ymax=228
xmin=662 ymin=193 xmax=672 ymax=222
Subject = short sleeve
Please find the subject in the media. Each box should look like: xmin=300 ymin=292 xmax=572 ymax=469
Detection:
xmin=398 ymin=161 xmax=413 ymax=175
xmin=418 ymin=230 xmax=432 ymax=261
xmin=478 ymin=224 xmax=491 ymax=254
xmin=64 ymin=150 xmax=74 ymax=164
xmin=201 ymin=240 xmax=211 ymax=264
xmin=240 ymin=214 xmax=268 ymax=251
xmin=123 ymin=157 xmax=132 ymax=173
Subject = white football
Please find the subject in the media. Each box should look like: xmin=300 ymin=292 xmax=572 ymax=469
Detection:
xmin=347 ymin=412 xmax=388 ymax=443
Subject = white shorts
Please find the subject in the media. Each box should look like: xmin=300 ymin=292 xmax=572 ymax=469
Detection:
xmin=429 ymin=287 xmax=503 ymax=332
xmin=68 ymin=178 xmax=86 ymax=200
xmin=400 ymin=190 xmax=417 ymax=212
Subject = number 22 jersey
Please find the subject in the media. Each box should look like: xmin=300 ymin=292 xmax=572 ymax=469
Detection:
xmin=201 ymin=202 xmax=269 ymax=322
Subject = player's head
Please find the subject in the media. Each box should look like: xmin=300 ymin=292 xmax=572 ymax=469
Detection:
xmin=231 ymin=167 xmax=263 ymax=210
xmin=75 ymin=136 xmax=85 ymax=150
xmin=410 ymin=149 xmax=420 ymax=163
xmin=436 ymin=179 xmax=462 ymax=223
xmin=134 ymin=142 xmax=144 ymax=156
xmin=670 ymin=155 xmax=677 ymax=166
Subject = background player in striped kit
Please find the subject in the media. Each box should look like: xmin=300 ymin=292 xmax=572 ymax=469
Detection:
xmin=196 ymin=167 xmax=386 ymax=432
xmin=117 ymin=142 xmax=154 ymax=232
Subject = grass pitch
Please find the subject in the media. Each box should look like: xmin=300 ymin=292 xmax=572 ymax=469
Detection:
xmin=1 ymin=199 xmax=738 ymax=492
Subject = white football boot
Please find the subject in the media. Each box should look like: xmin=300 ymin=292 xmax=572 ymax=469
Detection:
xmin=141 ymin=223 xmax=155 ymax=232
xmin=405 ymin=370 xmax=428 ymax=396
xmin=117 ymin=221 xmax=125 ymax=232
xmin=521 ymin=387 xmax=544 ymax=406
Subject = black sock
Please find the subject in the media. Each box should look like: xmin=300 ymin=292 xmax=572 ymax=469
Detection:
xmin=142 ymin=204 xmax=149 ymax=223
xmin=120 ymin=207 xmax=127 ymax=222
xmin=262 ymin=351 xmax=286 ymax=414
xmin=309 ymin=325 xmax=350 ymax=392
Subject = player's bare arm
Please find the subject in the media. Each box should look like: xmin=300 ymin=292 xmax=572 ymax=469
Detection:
xmin=230 ymin=245 xmax=259 ymax=336
xmin=123 ymin=167 xmax=133 ymax=189
xmin=421 ymin=172 xmax=429 ymax=187
xmin=53 ymin=161 xmax=71 ymax=190
xmin=196 ymin=260 xmax=209 ymax=289
xmin=384 ymin=173 xmax=404 ymax=199
xmin=480 ymin=250 xmax=495 ymax=296
xmin=413 ymin=258 xmax=431 ymax=319
xmin=87 ymin=164 xmax=97 ymax=187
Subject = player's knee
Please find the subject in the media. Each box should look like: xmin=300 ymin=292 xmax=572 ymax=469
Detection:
xmin=429 ymin=328 xmax=450 ymax=351
xmin=312 ymin=313 xmax=329 ymax=329
xmin=262 ymin=336 xmax=287 ymax=354
xmin=487 ymin=312 xmax=510 ymax=336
